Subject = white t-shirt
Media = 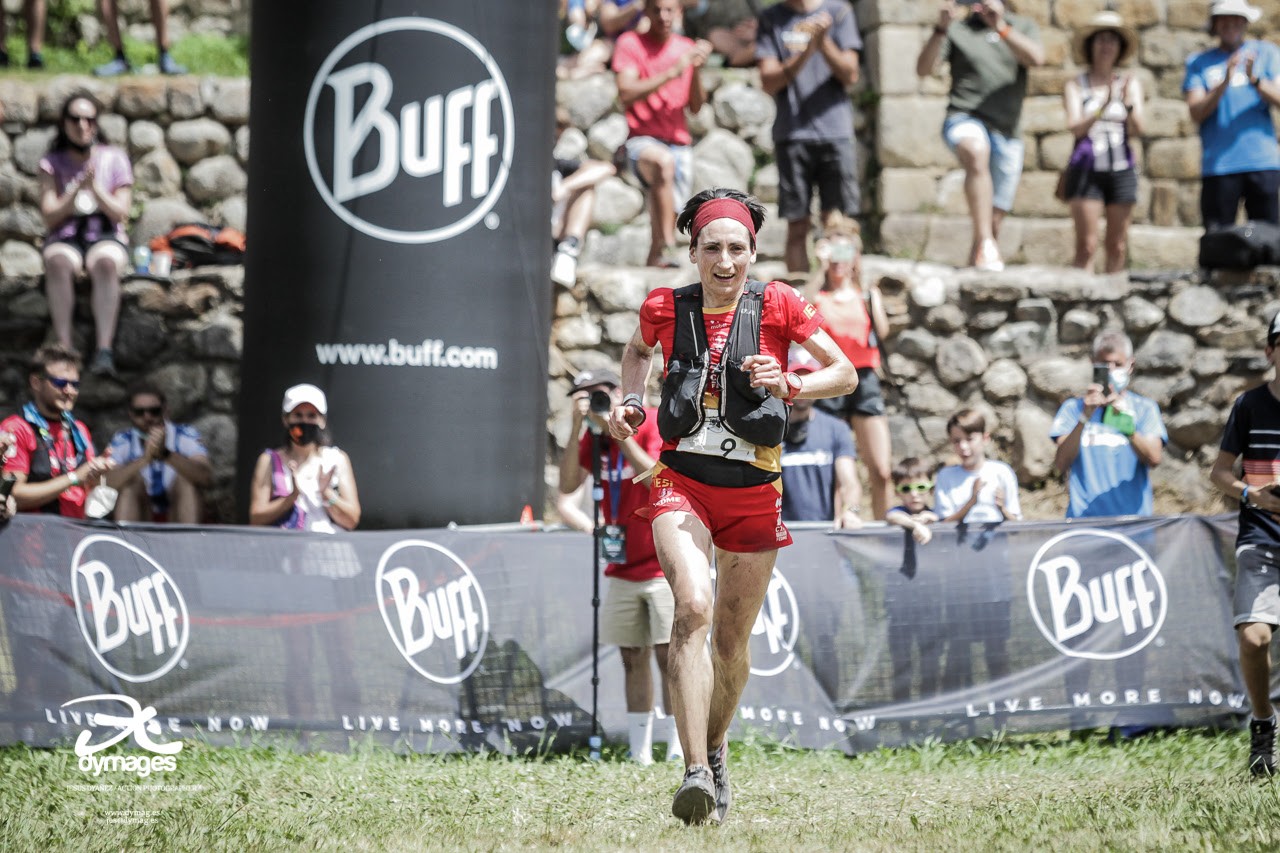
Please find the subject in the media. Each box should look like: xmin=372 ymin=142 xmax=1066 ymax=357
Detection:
xmin=934 ymin=459 xmax=1022 ymax=523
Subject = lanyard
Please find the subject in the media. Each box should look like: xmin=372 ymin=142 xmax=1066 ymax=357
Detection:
xmin=604 ymin=446 xmax=624 ymax=522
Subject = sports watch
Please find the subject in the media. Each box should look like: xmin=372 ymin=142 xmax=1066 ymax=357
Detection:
xmin=783 ymin=372 xmax=803 ymax=401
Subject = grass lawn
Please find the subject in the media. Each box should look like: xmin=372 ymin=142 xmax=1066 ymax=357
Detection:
xmin=2 ymin=728 xmax=1279 ymax=851
xmin=2 ymin=33 xmax=248 ymax=77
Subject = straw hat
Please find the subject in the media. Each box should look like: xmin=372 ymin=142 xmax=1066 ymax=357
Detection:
xmin=1072 ymin=11 xmax=1138 ymax=66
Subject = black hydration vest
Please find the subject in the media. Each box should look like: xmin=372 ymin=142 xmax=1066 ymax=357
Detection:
xmin=657 ymin=280 xmax=788 ymax=488
xmin=24 ymin=413 xmax=88 ymax=515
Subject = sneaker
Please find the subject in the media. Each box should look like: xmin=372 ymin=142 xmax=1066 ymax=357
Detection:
xmin=26 ymin=51 xmax=44 ymax=70
xmin=159 ymin=52 xmax=187 ymax=75
xmin=550 ymin=236 xmax=581 ymax=286
xmin=94 ymin=56 xmax=131 ymax=77
xmin=89 ymin=348 xmax=117 ymax=378
xmin=707 ymin=740 xmax=732 ymax=824
xmin=1249 ymin=716 xmax=1276 ymax=777
xmin=974 ymin=238 xmax=1004 ymax=272
xmin=0 ymin=50 xmax=9 ymax=68
xmin=671 ymin=765 xmax=716 ymax=825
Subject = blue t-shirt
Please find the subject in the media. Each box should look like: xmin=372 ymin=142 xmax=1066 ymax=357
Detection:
xmin=1050 ymin=393 xmax=1166 ymax=519
xmin=755 ymin=0 xmax=861 ymax=142
xmin=1220 ymin=384 xmax=1280 ymax=547
xmin=1184 ymin=40 xmax=1280 ymax=176
xmin=780 ymin=408 xmax=856 ymax=522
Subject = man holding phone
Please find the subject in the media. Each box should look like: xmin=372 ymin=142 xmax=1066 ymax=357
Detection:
xmin=1049 ymin=329 xmax=1166 ymax=518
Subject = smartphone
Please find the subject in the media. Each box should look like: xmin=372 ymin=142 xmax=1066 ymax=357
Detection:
xmin=0 ymin=475 xmax=14 ymax=500
xmin=1091 ymin=365 xmax=1110 ymax=392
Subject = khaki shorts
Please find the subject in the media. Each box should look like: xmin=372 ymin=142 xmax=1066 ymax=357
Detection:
xmin=1234 ymin=544 xmax=1280 ymax=628
xmin=600 ymin=576 xmax=675 ymax=648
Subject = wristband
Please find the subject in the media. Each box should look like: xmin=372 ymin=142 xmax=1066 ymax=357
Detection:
xmin=1242 ymin=485 xmax=1252 ymax=509
xmin=325 ymin=492 xmax=338 ymax=507
xmin=997 ymin=23 xmax=1012 ymax=40
xmin=67 ymin=470 xmax=80 ymax=487
xmin=621 ymin=394 xmax=647 ymax=424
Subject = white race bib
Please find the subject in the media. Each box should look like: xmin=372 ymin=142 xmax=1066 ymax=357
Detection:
xmin=676 ymin=408 xmax=758 ymax=463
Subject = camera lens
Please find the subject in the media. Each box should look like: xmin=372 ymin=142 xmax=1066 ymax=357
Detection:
xmin=589 ymin=390 xmax=612 ymax=413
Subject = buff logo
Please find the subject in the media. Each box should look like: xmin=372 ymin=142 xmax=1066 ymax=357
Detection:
xmin=1026 ymin=529 xmax=1167 ymax=660
xmin=375 ymin=540 xmax=490 ymax=684
xmin=711 ymin=565 xmax=799 ymax=677
xmin=303 ymin=17 xmax=514 ymax=244
xmin=71 ymin=536 xmax=190 ymax=683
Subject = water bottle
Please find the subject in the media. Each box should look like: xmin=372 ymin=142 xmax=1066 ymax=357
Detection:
xmin=133 ymin=245 xmax=152 ymax=275
xmin=588 ymin=734 xmax=602 ymax=761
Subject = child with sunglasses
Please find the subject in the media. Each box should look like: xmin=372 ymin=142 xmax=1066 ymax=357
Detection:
xmin=883 ymin=456 xmax=946 ymax=708
xmin=885 ymin=457 xmax=938 ymax=544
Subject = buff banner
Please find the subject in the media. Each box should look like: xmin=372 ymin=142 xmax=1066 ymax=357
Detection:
xmin=238 ymin=1 xmax=556 ymax=528
xmin=0 ymin=514 xmax=1257 ymax=754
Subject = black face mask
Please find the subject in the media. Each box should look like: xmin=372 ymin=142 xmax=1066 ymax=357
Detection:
xmin=785 ymin=418 xmax=809 ymax=447
xmin=288 ymin=422 xmax=322 ymax=446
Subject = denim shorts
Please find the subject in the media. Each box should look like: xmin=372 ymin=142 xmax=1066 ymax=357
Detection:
xmin=942 ymin=112 xmax=1025 ymax=213
xmin=624 ymin=136 xmax=693 ymax=208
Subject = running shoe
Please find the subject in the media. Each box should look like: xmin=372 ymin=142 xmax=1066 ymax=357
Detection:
xmin=707 ymin=740 xmax=731 ymax=824
xmin=89 ymin=348 xmax=118 ymax=378
xmin=1249 ymin=716 xmax=1276 ymax=777
xmin=974 ymin=237 xmax=1004 ymax=272
xmin=671 ymin=764 xmax=716 ymax=825
xmin=159 ymin=52 xmax=187 ymax=75
xmin=94 ymin=56 xmax=131 ymax=77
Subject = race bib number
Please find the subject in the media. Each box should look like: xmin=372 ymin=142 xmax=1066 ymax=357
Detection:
xmin=676 ymin=408 xmax=758 ymax=463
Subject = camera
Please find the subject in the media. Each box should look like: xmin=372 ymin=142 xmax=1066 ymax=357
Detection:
xmin=0 ymin=474 xmax=15 ymax=501
xmin=589 ymin=389 xmax=613 ymax=414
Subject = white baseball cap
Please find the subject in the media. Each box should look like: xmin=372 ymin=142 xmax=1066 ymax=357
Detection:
xmin=1210 ymin=0 xmax=1261 ymax=24
xmin=281 ymin=383 xmax=328 ymax=415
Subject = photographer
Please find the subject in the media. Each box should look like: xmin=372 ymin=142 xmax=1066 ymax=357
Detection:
xmin=557 ymin=369 xmax=679 ymax=765
xmin=1050 ymin=329 xmax=1165 ymax=518
xmin=1 ymin=430 xmax=16 ymax=521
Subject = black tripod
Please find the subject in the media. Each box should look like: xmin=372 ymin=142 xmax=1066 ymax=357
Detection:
xmin=587 ymin=408 xmax=611 ymax=761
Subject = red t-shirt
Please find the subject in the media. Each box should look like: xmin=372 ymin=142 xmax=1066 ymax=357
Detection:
xmin=612 ymin=30 xmax=696 ymax=145
xmin=1 ymin=413 xmax=95 ymax=518
xmin=577 ymin=411 xmax=664 ymax=581
xmin=813 ymin=289 xmax=880 ymax=370
xmin=639 ymin=281 xmax=823 ymax=474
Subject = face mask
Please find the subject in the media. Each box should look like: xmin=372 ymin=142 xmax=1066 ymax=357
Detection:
xmin=1109 ymin=366 xmax=1131 ymax=393
xmin=288 ymin=422 xmax=322 ymax=446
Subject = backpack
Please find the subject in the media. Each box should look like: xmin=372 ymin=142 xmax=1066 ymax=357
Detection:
xmin=149 ymin=222 xmax=247 ymax=268
xmin=1198 ymin=221 xmax=1280 ymax=270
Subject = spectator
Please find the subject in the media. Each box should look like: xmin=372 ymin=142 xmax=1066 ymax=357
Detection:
xmin=249 ymin=384 xmax=360 ymax=533
xmin=249 ymin=383 xmax=362 ymax=721
xmin=38 ymin=92 xmax=134 ymax=378
xmin=104 ymin=381 xmax=212 ymax=524
xmin=557 ymin=368 xmax=682 ymax=765
xmin=756 ymin=0 xmax=862 ymax=272
xmin=934 ymin=408 xmax=1019 ymax=691
xmin=1209 ymin=312 xmax=1280 ymax=776
xmin=600 ymin=0 xmax=703 ymax=38
xmin=1062 ymin=12 xmax=1144 ymax=274
xmin=558 ymin=0 xmax=613 ymax=80
xmin=684 ymin=0 xmax=758 ymax=68
xmin=0 ymin=429 xmax=17 ymax=521
xmin=1050 ymin=330 xmax=1165 ymax=518
xmin=807 ymin=217 xmax=892 ymax=518
xmin=780 ymin=356 xmax=862 ymax=528
xmin=0 ymin=0 xmax=46 ymax=68
xmin=883 ymin=456 xmax=944 ymax=708
xmin=1 ymin=345 xmax=114 ymax=518
xmin=916 ymin=1 xmax=1044 ymax=271
xmin=1185 ymin=0 xmax=1280 ymax=231
xmin=608 ymin=188 xmax=855 ymax=824
xmin=552 ymin=107 xmax=617 ymax=286
xmin=93 ymin=0 xmax=187 ymax=76
xmin=613 ymin=0 xmax=711 ymax=267
xmin=885 ymin=457 xmax=939 ymax=546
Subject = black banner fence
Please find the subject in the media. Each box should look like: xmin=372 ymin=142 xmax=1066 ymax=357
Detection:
xmin=0 ymin=514 xmax=1258 ymax=755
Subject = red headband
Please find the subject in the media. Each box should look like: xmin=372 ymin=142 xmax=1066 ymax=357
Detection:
xmin=690 ymin=198 xmax=756 ymax=246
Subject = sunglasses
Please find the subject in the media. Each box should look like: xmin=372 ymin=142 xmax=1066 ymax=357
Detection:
xmin=895 ymin=482 xmax=933 ymax=494
xmin=131 ymin=406 xmax=163 ymax=417
xmin=44 ymin=375 xmax=80 ymax=390
xmin=67 ymin=113 xmax=98 ymax=125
